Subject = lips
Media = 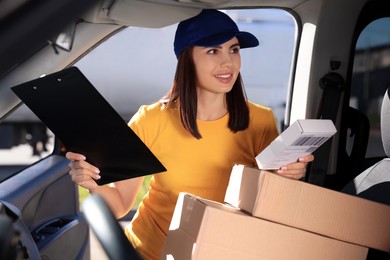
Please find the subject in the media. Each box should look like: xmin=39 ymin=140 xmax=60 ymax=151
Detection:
xmin=214 ymin=74 xmax=232 ymax=79
xmin=214 ymin=73 xmax=234 ymax=83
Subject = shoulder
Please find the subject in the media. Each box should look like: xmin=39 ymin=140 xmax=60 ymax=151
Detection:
xmin=247 ymin=101 xmax=279 ymax=134
xmin=137 ymin=101 xmax=165 ymax=115
xmin=128 ymin=101 xmax=170 ymax=143
xmin=129 ymin=101 xmax=178 ymax=129
xmin=246 ymin=101 xmax=279 ymax=149
xmin=247 ymin=101 xmax=274 ymax=118
xmin=131 ymin=101 xmax=167 ymax=122
xmin=128 ymin=101 xmax=161 ymax=128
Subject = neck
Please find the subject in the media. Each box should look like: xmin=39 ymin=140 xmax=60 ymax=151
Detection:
xmin=197 ymin=94 xmax=228 ymax=121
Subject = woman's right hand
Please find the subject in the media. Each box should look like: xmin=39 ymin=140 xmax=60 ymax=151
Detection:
xmin=66 ymin=151 xmax=101 ymax=191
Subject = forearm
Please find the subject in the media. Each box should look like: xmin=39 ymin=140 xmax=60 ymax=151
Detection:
xmin=88 ymin=177 xmax=144 ymax=218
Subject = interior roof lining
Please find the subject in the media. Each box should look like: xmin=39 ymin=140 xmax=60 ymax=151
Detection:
xmin=106 ymin=0 xmax=306 ymax=27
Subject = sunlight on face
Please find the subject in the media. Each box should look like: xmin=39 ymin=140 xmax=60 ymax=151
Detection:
xmin=192 ymin=37 xmax=241 ymax=97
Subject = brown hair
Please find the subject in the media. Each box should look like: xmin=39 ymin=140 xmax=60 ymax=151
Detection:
xmin=162 ymin=47 xmax=249 ymax=139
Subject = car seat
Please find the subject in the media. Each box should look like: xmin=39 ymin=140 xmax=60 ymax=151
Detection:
xmin=342 ymin=86 xmax=390 ymax=204
xmin=341 ymin=86 xmax=390 ymax=259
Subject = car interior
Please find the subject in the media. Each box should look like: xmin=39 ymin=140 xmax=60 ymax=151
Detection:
xmin=0 ymin=0 xmax=389 ymax=259
xmin=342 ymin=86 xmax=390 ymax=205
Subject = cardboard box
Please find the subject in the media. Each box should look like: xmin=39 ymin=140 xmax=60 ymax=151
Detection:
xmin=225 ymin=164 xmax=390 ymax=252
xmin=162 ymin=193 xmax=368 ymax=260
xmin=256 ymin=119 xmax=337 ymax=169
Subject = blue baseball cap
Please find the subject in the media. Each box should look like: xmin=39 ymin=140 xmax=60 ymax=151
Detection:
xmin=174 ymin=9 xmax=259 ymax=58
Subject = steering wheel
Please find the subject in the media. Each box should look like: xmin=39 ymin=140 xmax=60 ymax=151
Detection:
xmin=81 ymin=195 xmax=141 ymax=260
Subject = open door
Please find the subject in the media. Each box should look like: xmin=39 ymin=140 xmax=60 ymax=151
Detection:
xmin=0 ymin=155 xmax=90 ymax=260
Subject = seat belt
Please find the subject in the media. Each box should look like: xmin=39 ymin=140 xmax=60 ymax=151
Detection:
xmin=305 ymin=72 xmax=345 ymax=186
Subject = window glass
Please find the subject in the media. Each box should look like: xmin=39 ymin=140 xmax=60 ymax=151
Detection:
xmin=0 ymin=108 xmax=54 ymax=181
xmin=75 ymin=9 xmax=297 ymax=131
xmin=75 ymin=8 xmax=297 ymax=207
xmin=351 ymin=18 xmax=390 ymax=158
xmin=0 ymin=9 xmax=297 ymax=189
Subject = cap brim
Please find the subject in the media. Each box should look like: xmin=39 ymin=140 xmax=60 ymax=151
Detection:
xmin=193 ymin=31 xmax=259 ymax=49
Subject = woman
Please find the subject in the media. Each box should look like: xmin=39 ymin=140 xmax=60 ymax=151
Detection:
xmin=67 ymin=9 xmax=314 ymax=259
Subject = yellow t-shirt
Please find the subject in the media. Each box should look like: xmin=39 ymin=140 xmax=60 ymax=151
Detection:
xmin=125 ymin=101 xmax=279 ymax=259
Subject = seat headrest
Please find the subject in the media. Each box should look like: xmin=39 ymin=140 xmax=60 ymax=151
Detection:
xmin=381 ymin=87 xmax=390 ymax=157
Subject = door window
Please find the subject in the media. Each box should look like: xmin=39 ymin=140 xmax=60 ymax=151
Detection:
xmin=350 ymin=18 xmax=390 ymax=158
xmin=74 ymin=8 xmax=298 ymax=207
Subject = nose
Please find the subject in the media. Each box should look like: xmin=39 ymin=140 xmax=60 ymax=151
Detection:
xmin=220 ymin=52 xmax=234 ymax=67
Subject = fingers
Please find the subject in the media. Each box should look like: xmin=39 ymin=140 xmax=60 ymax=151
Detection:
xmin=276 ymin=164 xmax=306 ymax=179
xmin=299 ymin=154 xmax=315 ymax=164
xmin=276 ymin=154 xmax=314 ymax=180
xmin=69 ymin=172 xmax=99 ymax=190
xmin=66 ymin=151 xmax=101 ymax=190
xmin=66 ymin=151 xmax=86 ymax=161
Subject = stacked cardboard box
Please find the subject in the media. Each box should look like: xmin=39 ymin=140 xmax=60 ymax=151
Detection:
xmin=225 ymin=165 xmax=390 ymax=252
xmin=162 ymin=193 xmax=368 ymax=259
xmin=162 ymin=165 xmax=390 ymax=259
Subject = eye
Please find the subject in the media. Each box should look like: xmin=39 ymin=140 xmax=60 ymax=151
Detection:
xmin=206 ymin=48 xmax=218 ymax=54
xmin=231 ymin=47 xmax=240 ymax=54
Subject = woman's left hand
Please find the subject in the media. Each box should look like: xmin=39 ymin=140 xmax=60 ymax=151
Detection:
xmin=274 ymin=154 xmax=315 ymax=180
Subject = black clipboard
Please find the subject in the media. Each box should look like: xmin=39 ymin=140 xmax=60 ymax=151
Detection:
xmin=11 ymin=66 xmax=166 ymax=185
